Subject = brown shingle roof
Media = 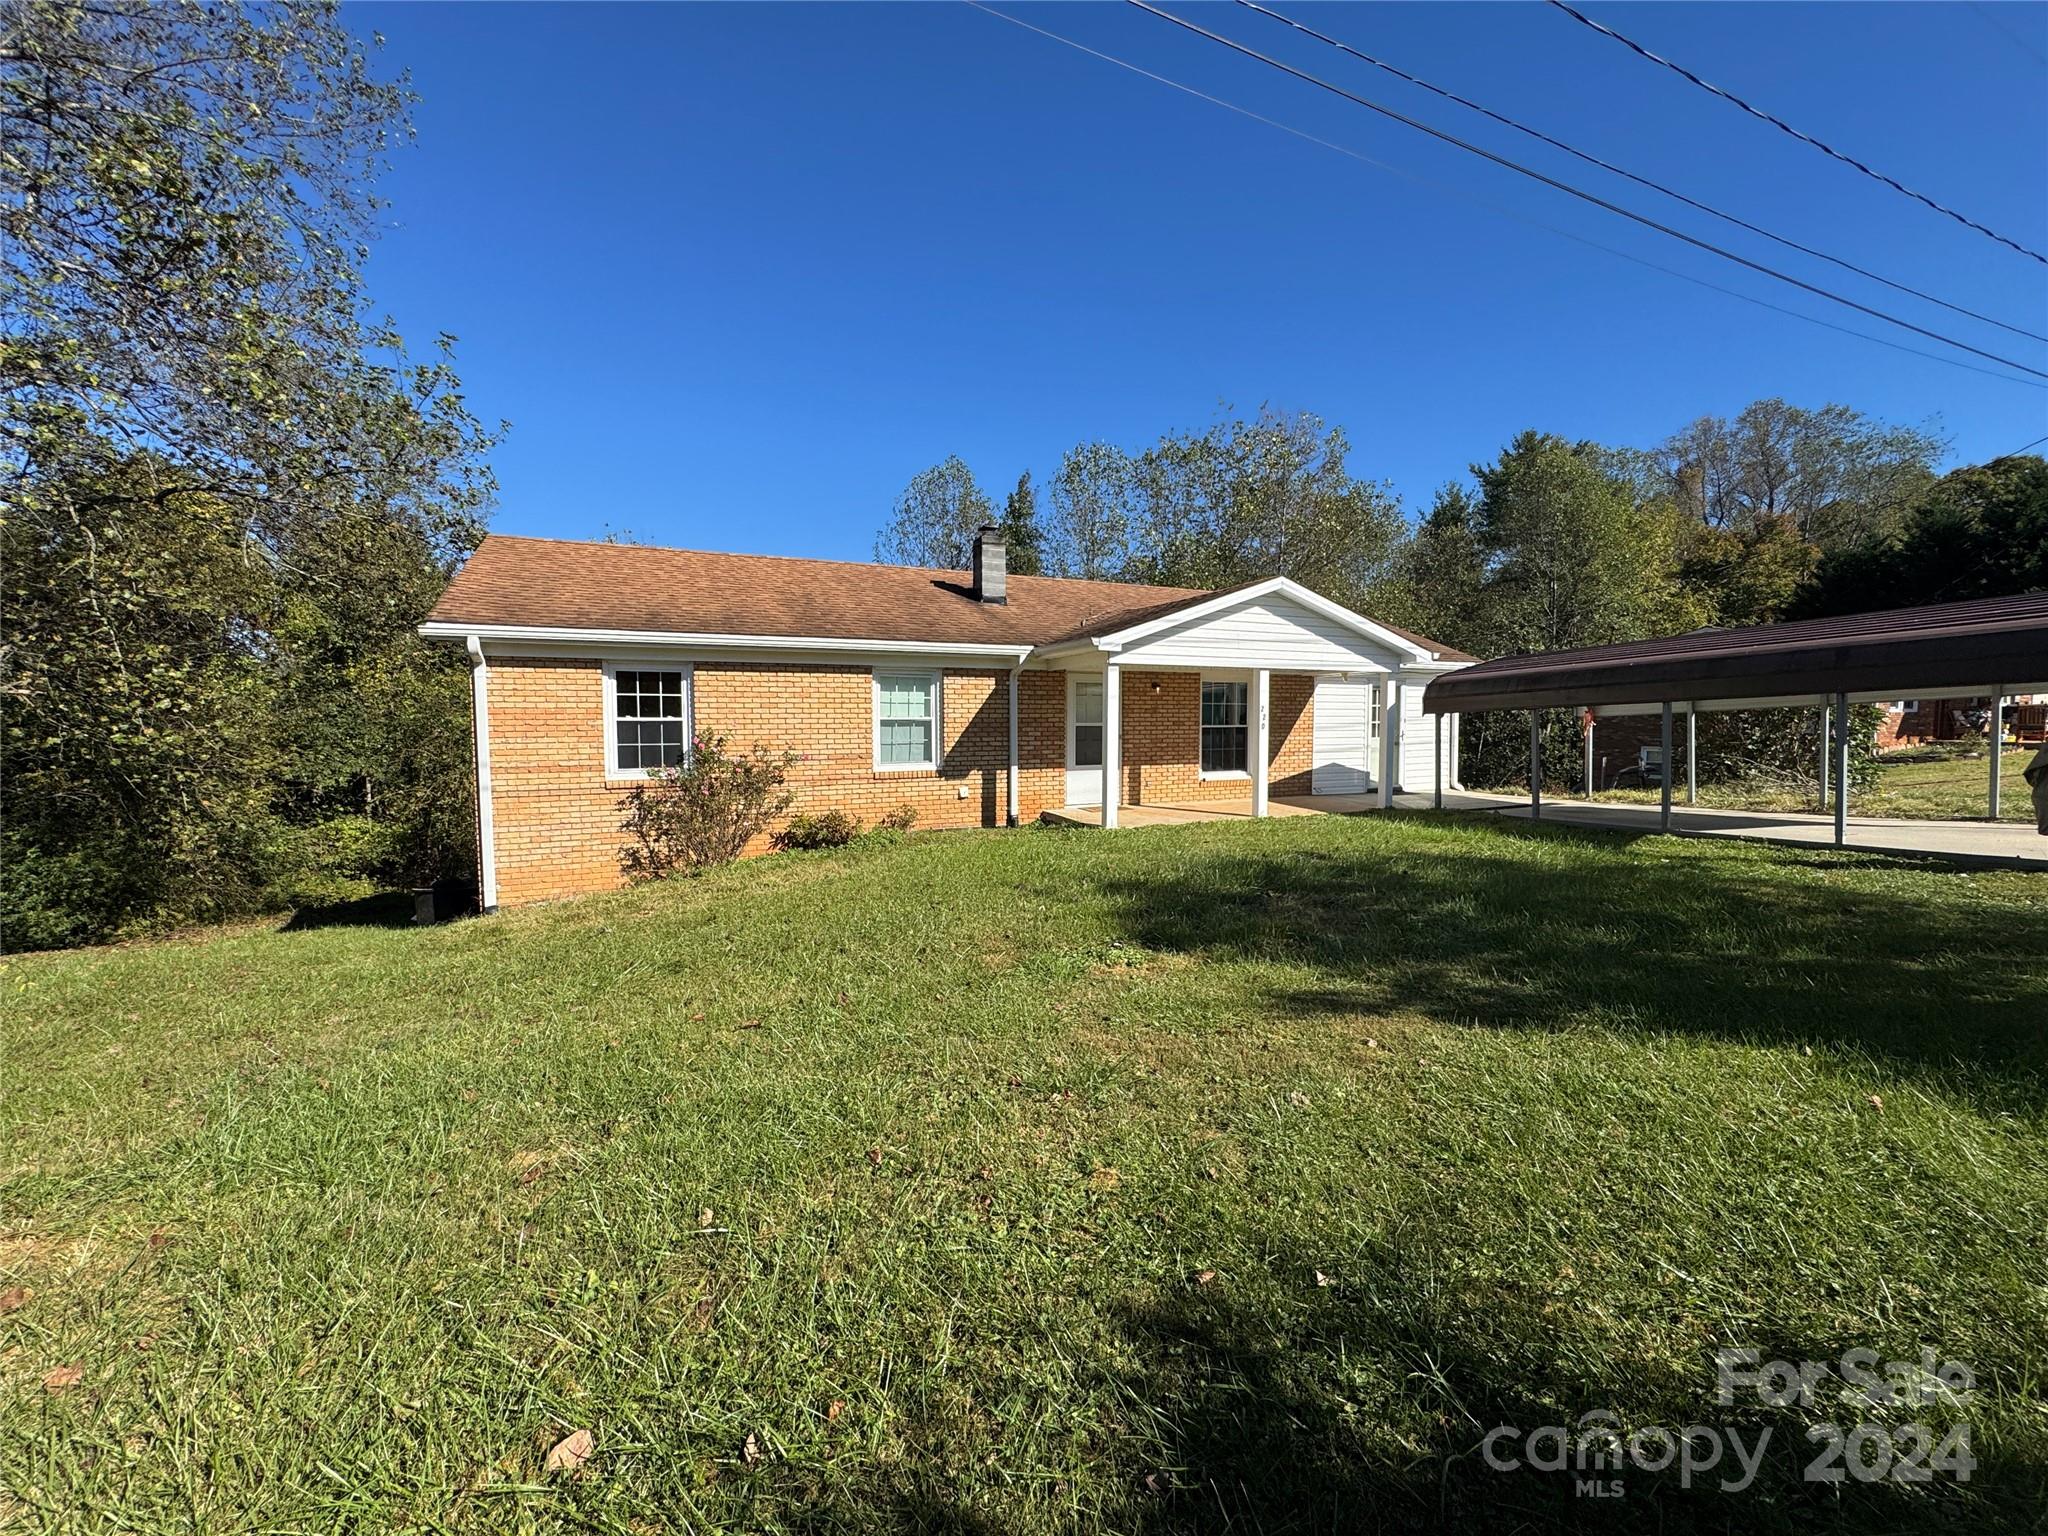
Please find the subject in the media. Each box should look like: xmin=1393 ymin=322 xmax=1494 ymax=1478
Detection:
xmin=425 ymin=534 xmax=1474 ymax=660
xmin=426 ymin=535 xmax=1211 ymax=649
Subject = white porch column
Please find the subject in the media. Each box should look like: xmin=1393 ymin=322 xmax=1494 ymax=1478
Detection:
xmin=1006 ymin=667 xmax=1021 ymax=827
xmin=1252 ymin=668 xmax=1271 ymax=817
xmin=1583 ymin=711 xmax=1594 ymax=798
xmin=1377 ymin=676 xmax=1400 ymax=809
xmin=1449 ymin=712 xmax=1463 ymax=790
xmin=1101 ymin=662 xmax=1121 ymax=828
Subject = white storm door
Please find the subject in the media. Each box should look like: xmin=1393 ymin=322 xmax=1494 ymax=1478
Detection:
xmin=1066 ymin=674 xmax=1106 ymax=806
xmin=1312 ymin=676 xmax=1373 ymax=795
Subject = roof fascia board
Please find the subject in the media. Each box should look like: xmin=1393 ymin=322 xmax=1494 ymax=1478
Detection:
xmin=420 ymin=621 xmax=1032 ymax=663
xmin=1088 ymin=578 xmax=1437 ymax=661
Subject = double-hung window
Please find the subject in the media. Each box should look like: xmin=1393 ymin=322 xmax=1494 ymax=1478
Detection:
xmin=875 ymin=671 xmax=940 ymax=771
xmin=607 ymin=664 xmax=690 ymax=777
xmin=1200 ymin=679 xmax=1249 ymax=776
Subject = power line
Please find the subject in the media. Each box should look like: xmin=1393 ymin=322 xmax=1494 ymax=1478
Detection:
xmin=961 ymin=3 xmax=2045 ymax=391
xmin=1969 ymin=2 xmax=2048 ymax=70
xmin=1546 ymin=0 xmax=2048 ymax=265
xmin=1235 ymin=0 xmax=2047 ymax=345
xmin=1997 ymin=433 xmax=2048 ymax=459
xmin=1122 ymin=0 xmax=2048 ymax=380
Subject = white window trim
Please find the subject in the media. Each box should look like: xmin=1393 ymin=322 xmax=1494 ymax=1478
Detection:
xmin=1198 ymin=674 xmax=1252 ymax=781
xmin=873 ymin=668 xmax=943 ymax=773
xmin=603 ymin=659 xmax=694 ymax=782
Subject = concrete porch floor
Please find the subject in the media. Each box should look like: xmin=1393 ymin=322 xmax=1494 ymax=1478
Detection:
xmin=1039 ymin=793 xmax=1381 ymax=827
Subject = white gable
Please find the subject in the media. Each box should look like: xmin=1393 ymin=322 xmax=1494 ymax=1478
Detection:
xmin=1111 ymin=592 xmax=1408 ymax=672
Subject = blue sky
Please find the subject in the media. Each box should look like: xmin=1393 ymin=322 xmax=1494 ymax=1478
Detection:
xmin=350 ymin=1 xmax=2048 ymax=560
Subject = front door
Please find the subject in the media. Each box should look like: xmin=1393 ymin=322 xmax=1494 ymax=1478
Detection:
xmin=1066 ymin=673 xmax=1106 ymax=806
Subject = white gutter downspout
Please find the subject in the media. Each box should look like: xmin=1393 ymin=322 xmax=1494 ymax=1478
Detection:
xmin=466 ymin=636 xmax=499 ymax=912
xmin=1007 ymin=667 xmax=1021 ymax=827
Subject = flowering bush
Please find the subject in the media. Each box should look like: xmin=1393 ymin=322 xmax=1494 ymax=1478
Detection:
xmin=619 ymin=732 xmax=796 ymax=879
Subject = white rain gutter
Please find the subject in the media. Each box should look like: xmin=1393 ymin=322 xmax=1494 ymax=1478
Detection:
xmin=465 ymin=635 xmax=498 ymax=912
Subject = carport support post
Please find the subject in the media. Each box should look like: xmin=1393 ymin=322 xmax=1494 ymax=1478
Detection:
xmin=1583 ymin=712 xmax=1594 ymax=798
xmin=1833 ymin=689 xmax=1849 ymax=847
xmin=1659 ymin=702 xmax=1674 ymax=833
xmin=1252 ymin=668 xmax=1271 ymax=818
xmin=1433 ymin=712 xmax=1444 ymax=810
xmin=1990 ymin=691 xmax=2004 ymax=818
xmin=1529 ymin=710 xmax=1542 ymax=820
xmin=1685 ymin=706 xmax=1697 ymax=806
xmin=1818 ymin=702 xmax=1831 ymax=814
xmin=1101 ymin=663 xmax=1121 ymax=829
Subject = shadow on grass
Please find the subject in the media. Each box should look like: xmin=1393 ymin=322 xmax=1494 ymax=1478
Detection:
xmin=279 ymin=891 xmax=416 ymax=932
xmin=776 ymin=1247 xmax=2039 ymax=1534
xmin=1083 ymin=1256 xmax=2042 ymax=1534
xmin=1100 ymin=814 xmax=2048 ymax=1111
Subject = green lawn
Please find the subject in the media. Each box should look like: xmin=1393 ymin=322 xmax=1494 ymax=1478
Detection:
xmin=1583 ymin=748 xmax=2037 ymax=822
xmin=4 ymin=815 xmax=2046 ymax=1533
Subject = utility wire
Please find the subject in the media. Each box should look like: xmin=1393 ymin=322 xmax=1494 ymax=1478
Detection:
xmin=1236 ymin=0 xmax=2047 ymax=345
xmin=1546 ymin=0 xmax=2048 ymax=265
xmin=1997 ymin=433 xmax=2048 ymax=458
xmin=1123 ymin=0 xmax=2048 ymax=380
xmin=961 ymin=3 xmax=2045 ymax=390
xmin=1968 ymin=3 xmax=2048 ymax=70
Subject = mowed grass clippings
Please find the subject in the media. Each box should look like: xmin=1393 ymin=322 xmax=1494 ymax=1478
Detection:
xmin=2 ymin=813 xmax=2045 ymax=1534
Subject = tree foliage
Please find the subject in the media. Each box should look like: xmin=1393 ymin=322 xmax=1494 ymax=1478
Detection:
xmin=999 ymin=471 xmax=1043 ymax=576
xmin=2 ymin=2 xmax=496 ymax=947
xmin=873 ymin=456 xmax=994 ymax=569
xmin=1650 ymin=399 xmax=1942 ymax=551
xmin=1791 ymin=454 xmax=2048 ymax=618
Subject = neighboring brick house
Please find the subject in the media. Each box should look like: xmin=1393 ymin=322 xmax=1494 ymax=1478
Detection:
xmin=421 ymin=530 xmax=1473 ymax=908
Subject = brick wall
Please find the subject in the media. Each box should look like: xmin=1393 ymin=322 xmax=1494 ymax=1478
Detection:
xmin=479 ymin=657 xmax=1319 ymax=906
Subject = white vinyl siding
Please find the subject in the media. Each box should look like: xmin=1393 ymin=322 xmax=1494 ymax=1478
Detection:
xmin=1311 ymin=677 xmax=1373 ymax=794
xmin=874 ymin=670 xmax=940 ymax=770
xmin=1116 ymin=596 xmax=1403 ymax=673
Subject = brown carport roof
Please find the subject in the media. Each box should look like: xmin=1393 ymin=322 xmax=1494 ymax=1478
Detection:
xmin=1423 ymin=592 xmax=2048 ymax=714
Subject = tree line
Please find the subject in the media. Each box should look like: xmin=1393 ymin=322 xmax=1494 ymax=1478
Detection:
xmin=8 ymin=6 xmax=2041 ymax=951
xmin=4 ymin=4 xmax=495 ymax=948
xmin=874 ymin=404 xmax=2045 ymax=787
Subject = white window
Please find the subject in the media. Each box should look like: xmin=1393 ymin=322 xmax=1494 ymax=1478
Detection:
xmin=874 ymin=670 xmax=941 ymax=771
xmin=1369 ymin=687 xmax=1382 ymax=741
xmin=605 ymin=662 xmax=691 ymax=779
xmin=1200 ymin=679 xmax=1249 ymax=776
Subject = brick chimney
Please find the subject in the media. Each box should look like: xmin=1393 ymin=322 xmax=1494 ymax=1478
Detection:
xmin=971 ymin=523 xmax=1006 ymax=605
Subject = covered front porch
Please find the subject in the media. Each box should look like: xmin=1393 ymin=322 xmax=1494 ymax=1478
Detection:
xmin=1008 ymin=575 xmax=1472 ymax=828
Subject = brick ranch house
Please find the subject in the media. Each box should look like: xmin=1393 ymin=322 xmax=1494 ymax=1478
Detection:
xmin=421 ymin=530 xmax=1475 ymax=909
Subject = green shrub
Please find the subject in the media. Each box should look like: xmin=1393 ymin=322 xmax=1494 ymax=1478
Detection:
xmin=619 ymin=733 xmax=796 ymax=879
xmin=877 ymin=803 xmax=919 ymax=832
xmin=773 ymin=809 xmax=862 ymax=851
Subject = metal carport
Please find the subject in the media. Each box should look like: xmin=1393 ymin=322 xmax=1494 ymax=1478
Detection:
xmin=1420 ymin=592 xmax=2048 ymax=847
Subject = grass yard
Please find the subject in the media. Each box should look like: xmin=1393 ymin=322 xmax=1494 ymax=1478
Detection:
xmin=4 ymin=814 xmax=2046 ymax=1533
xmin=1581 ymin=746 xmax=2037 ymax=822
